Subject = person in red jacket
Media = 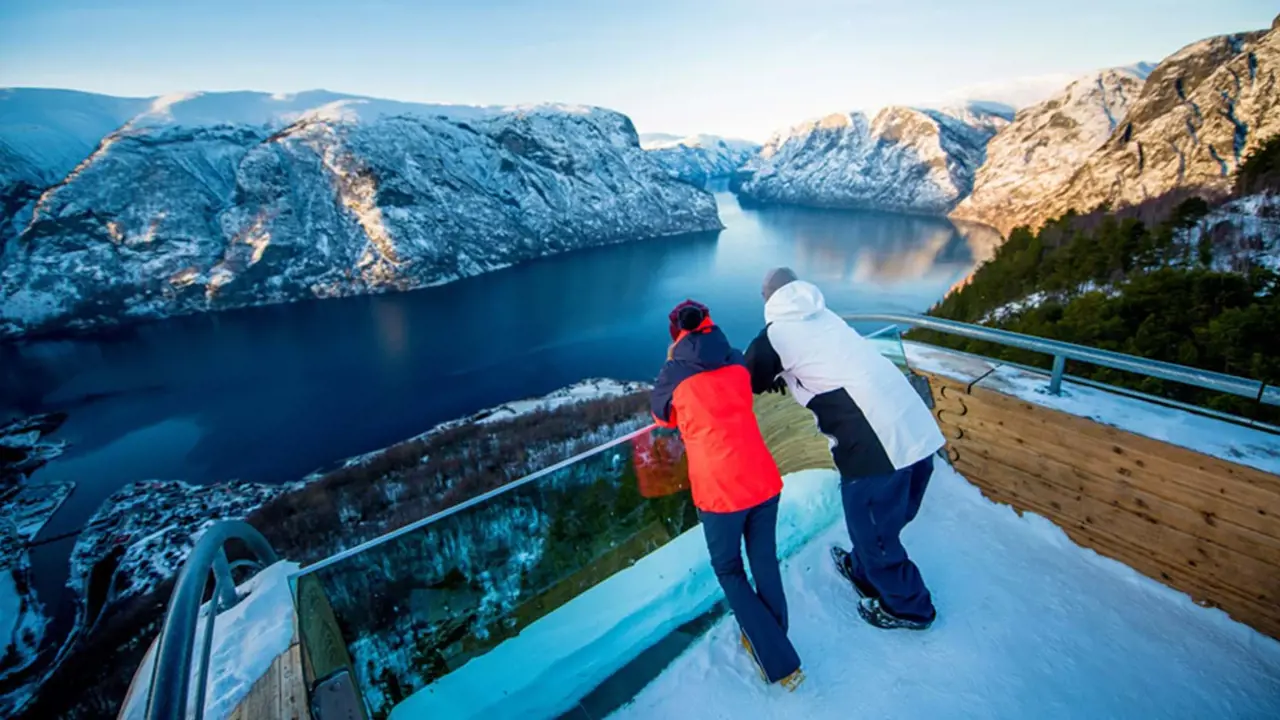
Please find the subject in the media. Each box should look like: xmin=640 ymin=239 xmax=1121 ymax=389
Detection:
xmin=650 ymin=299 xmax=804 ymax=691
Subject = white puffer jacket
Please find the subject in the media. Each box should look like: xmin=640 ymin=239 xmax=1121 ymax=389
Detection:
xmin=745 ymin=281 xmax=945 ymax=478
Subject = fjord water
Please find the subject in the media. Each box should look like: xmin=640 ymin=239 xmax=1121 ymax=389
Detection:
xmin=4 ymin=191 xmax=993 ymax=628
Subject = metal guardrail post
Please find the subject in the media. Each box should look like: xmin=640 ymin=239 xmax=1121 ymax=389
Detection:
xmin=1049 ymin=355 xmax=1066 ymax=396
xmin=143 ymin=520 xmax=279 ymax=720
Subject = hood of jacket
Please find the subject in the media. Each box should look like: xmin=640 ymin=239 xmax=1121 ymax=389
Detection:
xmin=671 ymin=323 xmax=742 ymax=372
xmin=764 ymin=280 xmax=827 ymax=324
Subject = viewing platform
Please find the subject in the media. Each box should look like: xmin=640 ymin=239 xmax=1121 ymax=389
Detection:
xmin=120 ymin=318 xmax=1280 ymax=720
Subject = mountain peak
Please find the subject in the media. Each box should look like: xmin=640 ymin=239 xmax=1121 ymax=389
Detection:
xmin=951 ymin=62 xmax=1153 ymax=235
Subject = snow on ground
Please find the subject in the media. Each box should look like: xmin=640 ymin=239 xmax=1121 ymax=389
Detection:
xmin=320 ymin=378 xmax=649 ymax=475
xmin=471 ymin=379 xmax=650 ymax=426
xmin=614 ymin=462 xmax=1280 ymax=720
xmin=1179 ymin=193 xmax=1280 ymax=273
xmin=69 ymin=479 xmax=290 ymax=604
xmin=904 ymin=342 xmax=1280 ymax=475
xmin=118 ymin=560 xmax=300 ymax=720
xmin=979 ymin=281 xmax=1118 ymax=324
xmin=391 ymin=468 xmax=844 ymax=720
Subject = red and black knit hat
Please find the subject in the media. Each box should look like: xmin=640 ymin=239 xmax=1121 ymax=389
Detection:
xmin=667 ymin=299 xmax=710 ymax=341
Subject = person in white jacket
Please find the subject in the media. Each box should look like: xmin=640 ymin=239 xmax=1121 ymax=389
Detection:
xmin=745 ymin=267 xmax=945 ymax=630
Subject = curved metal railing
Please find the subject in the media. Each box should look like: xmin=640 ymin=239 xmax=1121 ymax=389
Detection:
xmin=140 ymin=520 xmax=279 ymax=720
xmin=845 ymin=312 xmax=1279 ymax=408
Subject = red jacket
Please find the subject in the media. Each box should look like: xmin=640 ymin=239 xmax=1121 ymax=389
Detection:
xmin=651 ymin=318 xmax=782 ymax=513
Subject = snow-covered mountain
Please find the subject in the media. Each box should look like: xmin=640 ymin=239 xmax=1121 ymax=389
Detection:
xmin=1019 ymin=25 xmax=1280 ymax=232
xmin=0 ymin=90 xmax=721 ymax=338
xmin=950 ymin=64 xmax=1155 ymax=236
xmin=639 ymin=133 xmax=760 ymax=187
xmin=735 ymin=104 xmax=1012 ymax=215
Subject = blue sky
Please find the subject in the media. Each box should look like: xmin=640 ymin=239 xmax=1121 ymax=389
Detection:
xmin=1 ymin=0 xmax=1275 ymax=140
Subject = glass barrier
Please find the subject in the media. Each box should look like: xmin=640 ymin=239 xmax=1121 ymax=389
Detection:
xmin=293 ymin=429 xmax=697 ymax=720
xmin=290 ymin=336 xmax=917 ymax=720
xmin=864 ymin=324 xmax=909 ymax=372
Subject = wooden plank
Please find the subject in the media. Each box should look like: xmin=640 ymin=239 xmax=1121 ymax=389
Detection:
xmin=281 ymin=642 xmax=309 ymax=720
xmin=947 ymin=389 xmax=1280 ymax=537
xmin=952 ymin=444 xmax=1280 ymax=597
xmin=232 ymin=644 xmax=284 ymax=720
xmin=965 ymin=382 xmax=1280 ymax=500
xmin=949 ymin=420 xmax=1280 ymax=567
xmin=956 ymin=457 xmax=1280 ymax=637
xmin=228 ymin=642 xmax=312 ymax=720
xmin=962 ymin=456 xmax=1280 ymax=630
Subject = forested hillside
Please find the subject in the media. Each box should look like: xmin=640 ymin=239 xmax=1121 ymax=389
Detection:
xmin=919 ymin=135 xmax=1280 ymax=421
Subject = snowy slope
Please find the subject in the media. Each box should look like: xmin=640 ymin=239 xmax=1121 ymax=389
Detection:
xmin=736 ymin=104 xmax=1011 ymax=215
xmin=0 ymin=89 xmax=149 ymax=188
xmin=639 ymin=133 xmax=760 ymax=186
xmin=1027 ymin=26 xmax=1280 ymax=230
xmin=615 ymin=462 xmax=1280 ymax=720
xmin=951 ymin=64 xmax=1154 ymax=236
xmin=0 ymin=90 xmax=722 ymax=338
xmin=1175 ymin=192 xmax=1280 ymax=273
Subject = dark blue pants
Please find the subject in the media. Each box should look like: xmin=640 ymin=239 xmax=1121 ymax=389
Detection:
xmin=699 ymin=494 xmax=801 ymax=682
xmin=841 ymin=455 xmax=936 ymax=621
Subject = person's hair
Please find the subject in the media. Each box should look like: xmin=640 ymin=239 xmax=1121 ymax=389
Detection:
xmin=677 ymin=304 xmax=706 ymax=331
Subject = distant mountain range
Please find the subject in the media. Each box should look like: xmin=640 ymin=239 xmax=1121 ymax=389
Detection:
xmin=2 ymin=17 xmax=1278 ymax=338
xmin=745 ymin=18 xmax=1279 ymax=235
xmin=638 ymin=133 xmax=760 ymax=186
xmin=734 ymin=104 xmax=1013 ymax=215
xmin=0 ymin=91 xmax=720 ymax=338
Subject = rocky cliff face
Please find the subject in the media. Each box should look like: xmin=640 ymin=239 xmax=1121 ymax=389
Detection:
xmin=0 ymin=91 xmax=721 ymax=338
xmin=639 ymin=133 xmax=760 ymax=187
xmin=734 ymin=105 xmax=1010 ymax=215
xmin=993 ymin=26 xmax=1279 ymax=233
xmin=950 ymin=65 xmax=1154 ymax=236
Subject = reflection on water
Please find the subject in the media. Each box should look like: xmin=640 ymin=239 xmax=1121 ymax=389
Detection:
xmin=6 ymin=191 xmax=988 ymax=636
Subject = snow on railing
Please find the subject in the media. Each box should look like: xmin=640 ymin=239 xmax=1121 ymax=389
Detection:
xmin=847 ymin=312 xmax=1279 ymax=410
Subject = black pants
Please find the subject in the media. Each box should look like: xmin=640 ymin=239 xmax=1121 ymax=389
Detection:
xmin=841 ymin=455 xmax=936 ymax=621
xmin=700 ymin=494 xmax=801 ymax=682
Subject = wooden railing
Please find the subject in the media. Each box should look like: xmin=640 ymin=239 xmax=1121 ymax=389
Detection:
xmin=922 ymin=368 xmax=1280 ymax=639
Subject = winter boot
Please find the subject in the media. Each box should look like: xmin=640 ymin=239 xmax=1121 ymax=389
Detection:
xmin=739 ymin=630 xmax=767 ymax=683
xmin=830 ymin=546 xmax=880 ymax=600
xmin=779 ymin=667 xmax=806 ymax=692
xmin=857 ymin=597 xmax=935 ymax=630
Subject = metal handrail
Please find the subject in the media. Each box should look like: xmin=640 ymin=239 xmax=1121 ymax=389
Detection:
xmin=143 ymin=520 xmax=279 ymax=720
xmin=843 ymin=312 xmax=1278 ymax=406
xmin=294 ymin=424 xmax=654 ymax=579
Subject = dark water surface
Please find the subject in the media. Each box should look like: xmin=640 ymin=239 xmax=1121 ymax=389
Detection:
xmin=3 ymin=192 xmax=992 ymax=635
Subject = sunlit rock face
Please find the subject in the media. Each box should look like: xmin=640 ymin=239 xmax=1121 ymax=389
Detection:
xmin=0 ymin=90 xmax=721 ymax=337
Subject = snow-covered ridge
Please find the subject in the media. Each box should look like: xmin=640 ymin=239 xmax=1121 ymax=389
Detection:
xmin=639 ymin=133 xmax=760 ymax=186
xmin=735 ymin=105 xmax=1011 ymax=215
xmin=0 ymin=89 xmax=721 ymax=338
xmin=950 ymin=63 xmax=1154 ymax=236
xmin=320 ymin=378 xmax=650 ymax=475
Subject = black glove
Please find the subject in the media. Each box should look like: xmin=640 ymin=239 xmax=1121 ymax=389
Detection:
xmin=767 ymin=377 xmax=788 ymax=395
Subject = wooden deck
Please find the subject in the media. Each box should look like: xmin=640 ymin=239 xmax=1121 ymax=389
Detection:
xmin=229 ymin=639 xmax=310 ymax=720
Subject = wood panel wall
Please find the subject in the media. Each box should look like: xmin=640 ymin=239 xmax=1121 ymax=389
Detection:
xmin=922 ymin=370 xmax=1280 ymax=639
